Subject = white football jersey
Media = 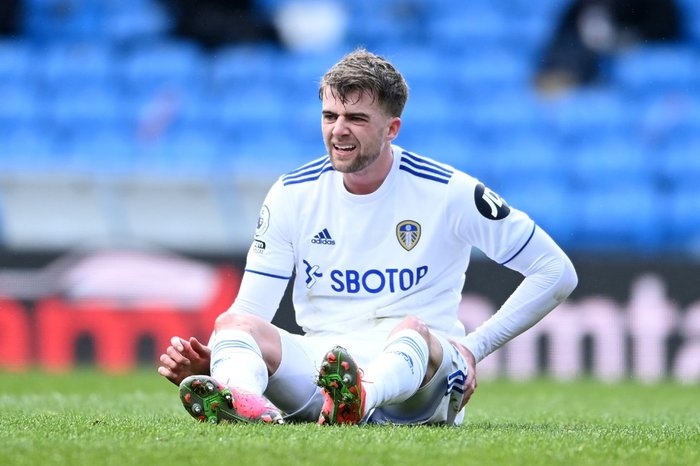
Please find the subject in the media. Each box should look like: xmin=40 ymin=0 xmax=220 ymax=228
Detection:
xmin=245 ymin=145 xmax=535 ymax=338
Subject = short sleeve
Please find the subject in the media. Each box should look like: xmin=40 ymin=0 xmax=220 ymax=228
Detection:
xmin=449 ymin=172 xmax=536 ymax=265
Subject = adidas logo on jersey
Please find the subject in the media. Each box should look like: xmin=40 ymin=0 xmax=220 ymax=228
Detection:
xmin=311 ymin=228 xmax=335 ymax=245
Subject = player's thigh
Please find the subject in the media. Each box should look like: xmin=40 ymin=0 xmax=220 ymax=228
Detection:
xmin=370 ymin=333 xmax=469 ymax=425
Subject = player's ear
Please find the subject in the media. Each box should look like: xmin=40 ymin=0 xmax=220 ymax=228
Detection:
xmin=387 ymin=117 xmax=401 ymax=141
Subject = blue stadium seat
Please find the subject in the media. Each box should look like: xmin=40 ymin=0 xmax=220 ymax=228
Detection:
xmin=215 ymin=85 xmax=287 ymax=135
xmin=208 ymin=44 xmax=284 ymax=93
xmin=487 ymin=136 xmax=564 ymax=186
xmin=101 ymin=0 xmax=172 ymax=44
xmin=453 ymin=48 xmax=533 ymax=96
xmin=254 ymin=0 xmax=286 ymax=13
xmin=542 ymin=89 xmax=632 ymax=140
xmin=64 ymin=128 xmax=138 ymax=176
xmin=568 ymin=137 xmax=654 ymax=188
xmin=499 ymin=179 xmax=576 ymax=246
xmin=45 ymin=85 xmax=129 ymax=134
xmin=5 ymin=0 xmax=692 ymax=255
xmin=687 ymin=16 xmax=700 ymax=46
xmin=277 ymin=49 xmax=346 ymax=93
xmin=131 ymin=128 xmax=222 ymax=178
xmin=380 ymin=48 xmax=446 ymax=89
xmin=680 ymin=0 xmax=700 ymax=44
xmin=219 ymin=127 xmax=312 ymax=177
xmin=665 ymin=187 xmax=700 ymax=248
xmin=0 ymin=40 xmax=35 ymax=85
xmin=395 ymin=127 xmax=481 ymax=176
xmin=39 ymin=42 xmax=116 ymax=92
xmin=120 ymin=41 xmax=206 ymax=97
xmin=127 ymin=88 xmax=218 ymax=136
xmin=637 ymin=92 xmax=700 ymax=142
xmin=611 ymin=45 xmax=700 ymax=95
xmin=497 ymin=0 xmax=569 ymax=18
xmin=465 ymin=91 xmax=544 ymax=139
xmin=499 ymin=12 xmax=554 ymax=56
xmin=0 ymin=85 xmax=40 ymax=132
xmin=0 ymin=125 xmax=57 ymax=173
xmin=345 ymin=0 xmax=424 ymax=49
xmin=426 ymin=4 xmax=508 ymax=50
xmin=400 ymin=87 xmax=452 ymax=128
xmin=657 ymin=137 xmax=700 ymax=189
xmin=573 ymin=183 xmax=662 ymax=252
xmin=22 ymin=0 xmax=102 ymax=41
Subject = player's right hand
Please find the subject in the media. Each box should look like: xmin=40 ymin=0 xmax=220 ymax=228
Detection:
xmin=157 ymin=336 xmax=211 ymax=386
xmin=449 ymin=339 xmax=477 ymax=409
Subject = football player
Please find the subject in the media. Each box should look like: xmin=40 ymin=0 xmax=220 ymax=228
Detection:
xmin=158 ymin=49 xmax=578 ymax=425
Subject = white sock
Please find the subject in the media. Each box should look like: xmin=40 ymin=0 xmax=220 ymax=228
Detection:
xmin=209 ymin=330 xmax=268 ymax=394
xmin=362 ymin=329 xmax=429 ymax=411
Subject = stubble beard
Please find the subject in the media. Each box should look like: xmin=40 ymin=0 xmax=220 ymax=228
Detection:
xmin=330 ymin=150 xmax=380 ymax=173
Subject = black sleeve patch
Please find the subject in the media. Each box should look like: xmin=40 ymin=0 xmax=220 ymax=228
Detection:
xmin=474 ymin=183 xmax=511 ymax=220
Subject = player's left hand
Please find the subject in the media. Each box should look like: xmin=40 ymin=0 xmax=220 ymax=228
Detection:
xmin=450 ymin=340 xmax=477 ymax=409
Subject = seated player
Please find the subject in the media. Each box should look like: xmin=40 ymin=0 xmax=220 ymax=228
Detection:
xmin=158 ymin=49 xmax=578 ymax=425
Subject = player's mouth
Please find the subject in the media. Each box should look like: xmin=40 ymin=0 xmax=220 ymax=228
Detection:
xmin=333 ymin=144 xmax=357 ymax=154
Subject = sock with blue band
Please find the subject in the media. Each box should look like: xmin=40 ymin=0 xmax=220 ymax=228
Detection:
xmin=209 ymin=329 xmax=268 ymax=394
xmin=362 ymin=329 xmax=429 ymax=411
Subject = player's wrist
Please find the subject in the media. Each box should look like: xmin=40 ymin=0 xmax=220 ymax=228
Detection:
xmin=456 ymin=335 xmax=480 ymax=363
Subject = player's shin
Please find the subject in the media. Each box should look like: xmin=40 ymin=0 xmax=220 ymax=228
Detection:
xmin=210 ymin=330 xmax=268 ymax=394
xmin=363 ymin=329 xmax=429 ymax=408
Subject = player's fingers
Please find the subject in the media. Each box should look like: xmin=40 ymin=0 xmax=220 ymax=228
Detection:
xmin=159 ymin=353 xmax=182 ymax=370
xmin=157 ymin=365 xmax=176 ymax=382
xmin=159 ymin=353 xmax=173 ymax=367
xmin=170 ymin=336 xmax=185 ymax=352
xmin=189 ymin=337 xmax=211 ymax=357
xmin=165 ymin=346 xmax=191 ymax=366
xmin=460 ymin=376 xmax=477 ymax=409
xmin=460 ymin=383 xmax=475 ymax=408
xmin=158 ymin=366 xmax=184 ymax=386
xmin=460 ymin=392 xmax=473 ymax=409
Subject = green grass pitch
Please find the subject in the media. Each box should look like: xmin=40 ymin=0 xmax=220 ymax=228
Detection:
xmin=0 ymin=370 xmax=698 ymax=466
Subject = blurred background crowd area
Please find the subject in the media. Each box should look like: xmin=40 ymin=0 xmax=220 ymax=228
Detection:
xmin=0 ymin=0 xmax=699 ymax=257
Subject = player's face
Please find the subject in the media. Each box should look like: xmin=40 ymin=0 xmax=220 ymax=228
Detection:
xmin=321 ymin=88 xmax=400 ymax=174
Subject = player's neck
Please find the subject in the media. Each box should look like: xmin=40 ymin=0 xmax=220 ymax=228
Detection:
xmin=343 ymin=149 xmax=393 ymax=195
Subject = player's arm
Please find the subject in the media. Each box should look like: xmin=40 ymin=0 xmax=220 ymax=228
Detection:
xmin=459 ymin=225 xmax=578 ymax=362
xmin=159 ymin=179 xmax=294 ymax=385
xmin=157 ymin=270 xmax=290 ymax=386
xmin=227 ymin=178 xmax=295 ymax=320
xmin=220 ymin=267 xmax=291 ymax=319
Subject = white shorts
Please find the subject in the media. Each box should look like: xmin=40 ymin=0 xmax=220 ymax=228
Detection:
xmin=264 ymin=329 xmax=469 ymax=425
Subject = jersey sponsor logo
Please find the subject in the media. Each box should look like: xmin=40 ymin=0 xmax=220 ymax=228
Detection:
xmin=329 ymin=266 xmax=428 ymax=294
xmin=475 ymin=183 xmax=510 ymax=220
xmin=252 ymin=239 xmax=266 ymax=254
xmin=256 ymin=205 xmax=270 ymax=235
xmin=397 ymin=220 xmax=421 ymax=251
xmin=311 ymin=228 xmax=336 ymax=245
xmin=303 ymin=259 xmax=323 ymax=288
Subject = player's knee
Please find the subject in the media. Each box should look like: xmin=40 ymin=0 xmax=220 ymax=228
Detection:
xmin=393 ymin=315 xmax=430 ymax=340
xmin=214 ymin=312 xmax=263 ymax=334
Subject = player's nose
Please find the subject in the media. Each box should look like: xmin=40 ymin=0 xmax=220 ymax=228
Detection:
xmin=331 ymin=116 xmax=350 ymax=136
